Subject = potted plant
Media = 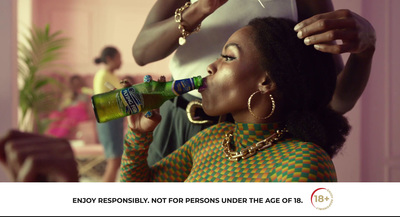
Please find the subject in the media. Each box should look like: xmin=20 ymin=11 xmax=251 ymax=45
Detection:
xmin=18 ymin=24 xmax=69 ymax=133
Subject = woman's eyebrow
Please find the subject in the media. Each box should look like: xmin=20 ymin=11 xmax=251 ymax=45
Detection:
xmin=224 ymin=43 xmax=240 ymax=52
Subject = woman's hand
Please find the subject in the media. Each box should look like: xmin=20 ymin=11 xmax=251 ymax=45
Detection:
xmin=0 ymin=130 xmax=79 ymax=182
xmin=294 ymin=9 xmax=376 ymax=55
xmin=124 ymin=75 xmax=164 ymax=133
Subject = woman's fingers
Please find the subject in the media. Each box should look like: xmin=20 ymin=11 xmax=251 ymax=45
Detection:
xmin=303 ymin=29 xmax=358 ymax=46
xmin=295 ymin=9 xmax=375 ymax=54
xmin=295 ymin=9 xmax=355 ymax=34
xmin=126 ymin=75 xmax=164 ymax=133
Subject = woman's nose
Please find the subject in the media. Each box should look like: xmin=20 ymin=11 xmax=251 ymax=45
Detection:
xmin=207 ymin=62 xmax=217 ymax=75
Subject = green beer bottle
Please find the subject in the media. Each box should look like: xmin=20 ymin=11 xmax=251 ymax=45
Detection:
xmin=92 ymin=76 xmax=203 ymax=123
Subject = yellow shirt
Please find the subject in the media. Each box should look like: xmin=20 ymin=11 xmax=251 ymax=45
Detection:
xmin=93 ymin=68 xmax=122 ymax=94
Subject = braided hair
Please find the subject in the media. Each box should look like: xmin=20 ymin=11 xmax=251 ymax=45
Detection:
xmin=248 ymin=17 xmax=350 ymax=158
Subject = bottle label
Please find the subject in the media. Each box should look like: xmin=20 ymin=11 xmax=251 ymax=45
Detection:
xmin=116 ymin=87 xmax=143 ymax=115
xmin=172 ymin=78 xmax=195 ymax=95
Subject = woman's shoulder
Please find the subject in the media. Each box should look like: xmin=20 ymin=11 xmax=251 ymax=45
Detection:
xmin=276 ymin=139 xmax=334 ymax=167
xmin=93 ymin=69 xmax=106 ymax=82
xmin=284 ymin=140 xmax=331 ymax=159
xmin=94 ymin=68 xmax=106 ymax=76
xmin=272 ymin=139 xmax=336 ymax=181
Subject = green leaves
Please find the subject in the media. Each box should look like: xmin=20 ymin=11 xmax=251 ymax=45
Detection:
xmin=18 ymin=24 xmax=69 ymax=133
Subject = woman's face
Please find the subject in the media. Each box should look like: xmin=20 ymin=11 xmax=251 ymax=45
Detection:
xmin=107 ymin=52 xmax=122 ymax=70
xmin=199 ymin=26 xmax=268 ymax=122
xmin=70 ymin=76 xmax=85 ymax=93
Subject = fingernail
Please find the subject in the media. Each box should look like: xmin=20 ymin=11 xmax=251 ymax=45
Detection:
xmin=314 ymin=44 xmax=321 ymax=50
xmin=304 ymin=38 xmax=311 ymax=45
xmin=144 ymin=111 xmax=153 ymax=118
xmin=159 ymin=75 xmax=166 ymax=82
xmin=297 ymin=31 xmax=303 ymax=39
xmin=294 ymin=24 xmax=302 ymax=32
xmin=144 ymin=75 xmax=152 ymax=83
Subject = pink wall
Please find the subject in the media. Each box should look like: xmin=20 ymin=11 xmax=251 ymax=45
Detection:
xmin=0 ymin=0 xmax=18 ymax=134
xmin=32 ymin=0 xmax=171 ymax=78
xmin=332 ymin=0 xmax=400 ymax=181
xmin=330 ymin=0 xmax=363 ymax=181
xmin=0 ymin=0 xmax=17 ymax=181
xmin=360 ymin=0 xmax=400 ymax=181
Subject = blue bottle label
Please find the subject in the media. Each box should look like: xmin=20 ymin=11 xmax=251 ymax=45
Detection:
xmin=116 ymin=87 xmax=143 ymax=115
xmin=172 ymin=78 xmax=195 ymax=95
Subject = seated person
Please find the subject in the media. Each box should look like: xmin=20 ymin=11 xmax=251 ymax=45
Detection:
xmin=120 ymin=17 xmax=350 ymax=182
xmin=46 ymin=75 xmax=92 ymax=139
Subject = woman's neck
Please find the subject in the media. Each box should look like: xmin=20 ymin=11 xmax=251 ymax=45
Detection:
xmin=233 ymin=122 xmax=280 ymax=149
xmin=105 ymin=65 xmax=114 ymax=73
xmin=232 ymin=113 xmax=280 ymax=124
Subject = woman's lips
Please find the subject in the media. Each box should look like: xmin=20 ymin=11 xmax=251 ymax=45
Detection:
xmin=198 ymin=78 xmax=208 ymax=93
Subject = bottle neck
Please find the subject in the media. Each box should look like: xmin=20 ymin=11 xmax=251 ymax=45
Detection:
xmin=171 ymin=76 xmax=203 ymax=95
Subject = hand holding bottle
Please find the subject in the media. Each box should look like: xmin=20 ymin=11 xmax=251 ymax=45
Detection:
xmin=123 ymin=75 xmax=163 ymax=133
xmin=92 ymin=75 xmax=203 ymax=123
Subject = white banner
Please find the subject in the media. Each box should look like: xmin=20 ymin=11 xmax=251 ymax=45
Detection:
xmin=0 ymin=182 xmax=399 ymax=216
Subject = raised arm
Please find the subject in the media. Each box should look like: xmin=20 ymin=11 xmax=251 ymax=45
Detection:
xmin=119 ymin=76 xmax=193 ymax=181
xmin=296 ymin=0 xmax=376 ymax=114
xmin=132 ymin=0 xmax=228 ymax=66
xmin=120 ymin=129 xmax=193 ymax=182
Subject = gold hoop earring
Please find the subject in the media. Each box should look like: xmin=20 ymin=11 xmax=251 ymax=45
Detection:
xmin=247 ymin=91 xmax=275 ymax=120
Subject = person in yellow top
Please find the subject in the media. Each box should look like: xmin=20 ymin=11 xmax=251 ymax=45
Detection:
xmin=93 ymin=46 xmax=124 ymax=182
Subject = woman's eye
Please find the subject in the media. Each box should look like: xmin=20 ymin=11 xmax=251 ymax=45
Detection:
xmin=221 ymin=54 xmax=236 ymax=61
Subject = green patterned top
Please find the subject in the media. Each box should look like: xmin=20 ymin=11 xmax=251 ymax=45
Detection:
xmin=120 ymin=122 xmax=337 ymax=182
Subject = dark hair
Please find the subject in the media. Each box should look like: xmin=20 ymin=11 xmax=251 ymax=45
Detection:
xmin=70 ymin=74 xmax=83 ymax=84
xmin=248 ymin=17 xmax=350 ymax=158
xmin=94 ymin=46 xmax=119 ymax=64
xmin=68 ymin=74 xmax=85 ymax=100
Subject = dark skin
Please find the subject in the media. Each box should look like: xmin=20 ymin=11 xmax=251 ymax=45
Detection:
xmin=132 ymin=0 xmax=375 ymax=114
xmin=200 ymin=27 xmax=272 ymax=123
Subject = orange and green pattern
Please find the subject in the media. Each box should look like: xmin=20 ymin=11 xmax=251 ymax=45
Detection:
xmin=120 ymin=122 xmax=337 ymax=182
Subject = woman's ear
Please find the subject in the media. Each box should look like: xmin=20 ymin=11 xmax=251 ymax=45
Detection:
xmin=258 ymin=74 xmax=277 ymax=93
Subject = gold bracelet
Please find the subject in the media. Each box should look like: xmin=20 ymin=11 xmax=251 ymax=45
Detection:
xmin=175 ymin=2 xmax=201 ymax=45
